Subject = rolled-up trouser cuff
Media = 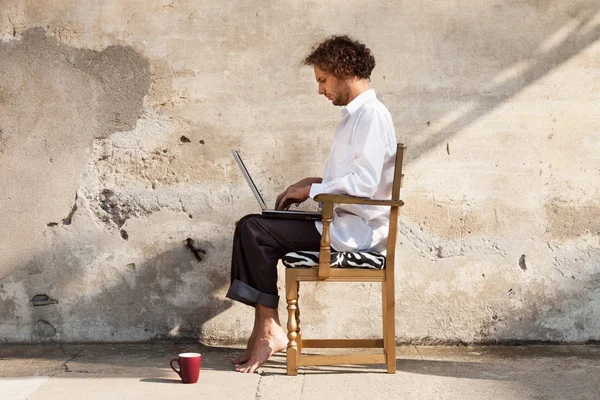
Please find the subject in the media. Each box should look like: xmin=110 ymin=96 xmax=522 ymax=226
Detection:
xmin=226 ymin=279 xmax=279 ymax=309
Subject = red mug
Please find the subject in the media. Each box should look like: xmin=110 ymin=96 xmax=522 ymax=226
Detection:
xmin=170 ymin=352 xmax=201 ymax=383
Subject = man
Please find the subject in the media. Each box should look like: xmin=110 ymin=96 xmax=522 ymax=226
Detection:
xmin=226 ymin=35 xmax=397 ymax=373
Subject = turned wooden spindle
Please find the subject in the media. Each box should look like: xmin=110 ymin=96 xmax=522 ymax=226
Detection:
xmin=286 ymin=293 xmax=299 ymax=375
xmin=318 ymin=201 xmax=334 ymax=278
xmin=296 ymin=285 xmax=302 ymax=354
xmin=287 ymin=298 xmax=298 ymax=346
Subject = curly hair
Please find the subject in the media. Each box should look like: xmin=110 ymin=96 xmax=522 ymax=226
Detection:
xmin=304 ymin=35 xmax=376 ymax=80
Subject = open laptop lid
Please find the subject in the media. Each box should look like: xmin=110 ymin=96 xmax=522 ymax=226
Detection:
xmin=232 ymin=149 xmax=268 ymax=210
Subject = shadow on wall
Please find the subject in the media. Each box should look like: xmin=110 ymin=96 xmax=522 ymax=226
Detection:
xmin=0 ymin=27 xmax=239 ymax=343
xmin=474 ymin=254 xmax=600 ymax=344
xmin=2 ymin=229 xmax=234 ymax=343
xmin=394 ymin=3 xmax=600 ymax=163
xmin=390 ymin=2 xmax=600 ymax=345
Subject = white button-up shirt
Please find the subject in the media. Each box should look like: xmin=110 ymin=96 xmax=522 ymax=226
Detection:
xmin=309 ymin=89 xmax=397 ymax=253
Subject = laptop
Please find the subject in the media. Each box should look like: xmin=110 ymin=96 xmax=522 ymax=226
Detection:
xmin=232 ymin=149 xmax=322 ymax=220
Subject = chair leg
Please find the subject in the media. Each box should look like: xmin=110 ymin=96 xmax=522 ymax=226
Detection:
xmin=296 ymin=283 xmax=302 ymax=355
xmin=286 ymin=276 xmax=299 ymax=376
xmin=382 ymin=282 xmax=387 ymax=354
xmin=384 ymin=279 xmax=396 ymax=374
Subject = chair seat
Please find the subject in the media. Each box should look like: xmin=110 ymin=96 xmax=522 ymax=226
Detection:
xmin=283 ymin=250 xmax=385 ymax=270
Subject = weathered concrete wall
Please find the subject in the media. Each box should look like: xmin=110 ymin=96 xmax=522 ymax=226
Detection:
xmin=0 ymin=0 xmax=599 ymax=344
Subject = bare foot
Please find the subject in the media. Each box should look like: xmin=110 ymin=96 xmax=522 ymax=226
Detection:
xmin=231 ymin=330 xmax=257 ymax=365
xmin=235 ymin=323 xmax=287 ymax=373
xmin=232 ymin=308 xmax=259 ymax=365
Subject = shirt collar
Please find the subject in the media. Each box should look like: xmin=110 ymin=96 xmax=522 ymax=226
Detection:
xmin=343 ymin=89 xmax=376 ymax=117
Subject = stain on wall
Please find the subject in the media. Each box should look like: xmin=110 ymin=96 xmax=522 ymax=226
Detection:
xmin=0 ymin=27 xmax=150 ymax=242
xmin=545 ymin=200 xmax=600 ymax=239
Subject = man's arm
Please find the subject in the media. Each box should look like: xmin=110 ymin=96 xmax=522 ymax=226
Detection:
xmin=291 ymin=177 xmax=323 ymax=187
xmin=275 ymin=177 xmax=322 ymax=210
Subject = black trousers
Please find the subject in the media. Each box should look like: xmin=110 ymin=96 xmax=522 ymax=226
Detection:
xmin=226 ymin=214 xmax=322 ymax=308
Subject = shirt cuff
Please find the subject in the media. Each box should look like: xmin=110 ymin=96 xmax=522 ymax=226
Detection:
xmin=309 ymin=183 xmax=325 ymax=199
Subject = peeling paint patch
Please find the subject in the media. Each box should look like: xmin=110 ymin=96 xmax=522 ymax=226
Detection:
xmin=93 ymin=188 xmax=162 ymax=230
xmin=98 ymin=189 xmax=138 ymax=228
xmin=545 ymin=200 xmax=600 ymax=239
xmin=62 ymin=193 xmax=78 ymax=225
xmin=148 ymin=58 xmax=174 ymax=109
xmin=33 ymin=320 xmax=56 ymax=337
xmin=0 ymin=128 xmax=5 ymax=153
xmin=403 ymin=197 xmax=499 ymax=240
xmin=31 ymin=294 xmax=58 ymax=306
xmin=519 ymin=255 xmax=527 ymax=271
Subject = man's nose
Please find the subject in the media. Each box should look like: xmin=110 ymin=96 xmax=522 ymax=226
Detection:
xmin=318 ymin=84 xmax=325 ymax=95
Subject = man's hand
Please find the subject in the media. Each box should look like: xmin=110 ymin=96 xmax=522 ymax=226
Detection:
xmin=275 ymin=177 xmax=322 ymax=210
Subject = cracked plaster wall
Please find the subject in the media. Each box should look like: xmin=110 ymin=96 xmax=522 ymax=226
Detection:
xmin=0 ymin=0 xmax=599 ymax=344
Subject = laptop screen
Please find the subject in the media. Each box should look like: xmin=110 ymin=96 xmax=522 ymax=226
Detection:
xmin=231 ymin=149 xmax=268 ymax=210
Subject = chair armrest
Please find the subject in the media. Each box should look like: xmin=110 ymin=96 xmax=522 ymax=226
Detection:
xmin=314 ymin=193 xmax=404 ymax=207
xmin=314 ymin=194 xmax=403 ymax=279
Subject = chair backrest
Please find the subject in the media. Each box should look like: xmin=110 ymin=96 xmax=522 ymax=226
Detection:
xmin=385 ymin=143 xmax=405 ymax=276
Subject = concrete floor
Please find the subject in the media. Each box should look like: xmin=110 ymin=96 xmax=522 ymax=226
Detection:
xmin=1 ymin=343 xmax=599 ymax=400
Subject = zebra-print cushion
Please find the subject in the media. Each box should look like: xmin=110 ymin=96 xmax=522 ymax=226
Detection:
xmin=282 ymin=251 xmax=385 ymax=270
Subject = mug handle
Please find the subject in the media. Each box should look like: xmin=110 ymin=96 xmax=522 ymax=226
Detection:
xmin=170 ymin=358 xmax=182 ymax=378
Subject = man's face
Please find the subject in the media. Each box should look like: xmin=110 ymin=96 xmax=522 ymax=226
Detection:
xmin=313 ymin=65 xmax=351 ymax=107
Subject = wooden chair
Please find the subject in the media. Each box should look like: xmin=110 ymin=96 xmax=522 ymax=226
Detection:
xmin=283 ymin=143 xmax=405 ymax=375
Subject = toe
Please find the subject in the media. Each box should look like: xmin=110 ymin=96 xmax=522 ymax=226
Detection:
xmin=248 ymin=362 xmax=260 ymax=374
xmin=236 ymin=361 xmax=251 ymax=373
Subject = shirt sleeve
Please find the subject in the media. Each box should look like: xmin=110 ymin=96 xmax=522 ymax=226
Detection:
xmin=310 ymin=108 xmax=387 ymax=199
